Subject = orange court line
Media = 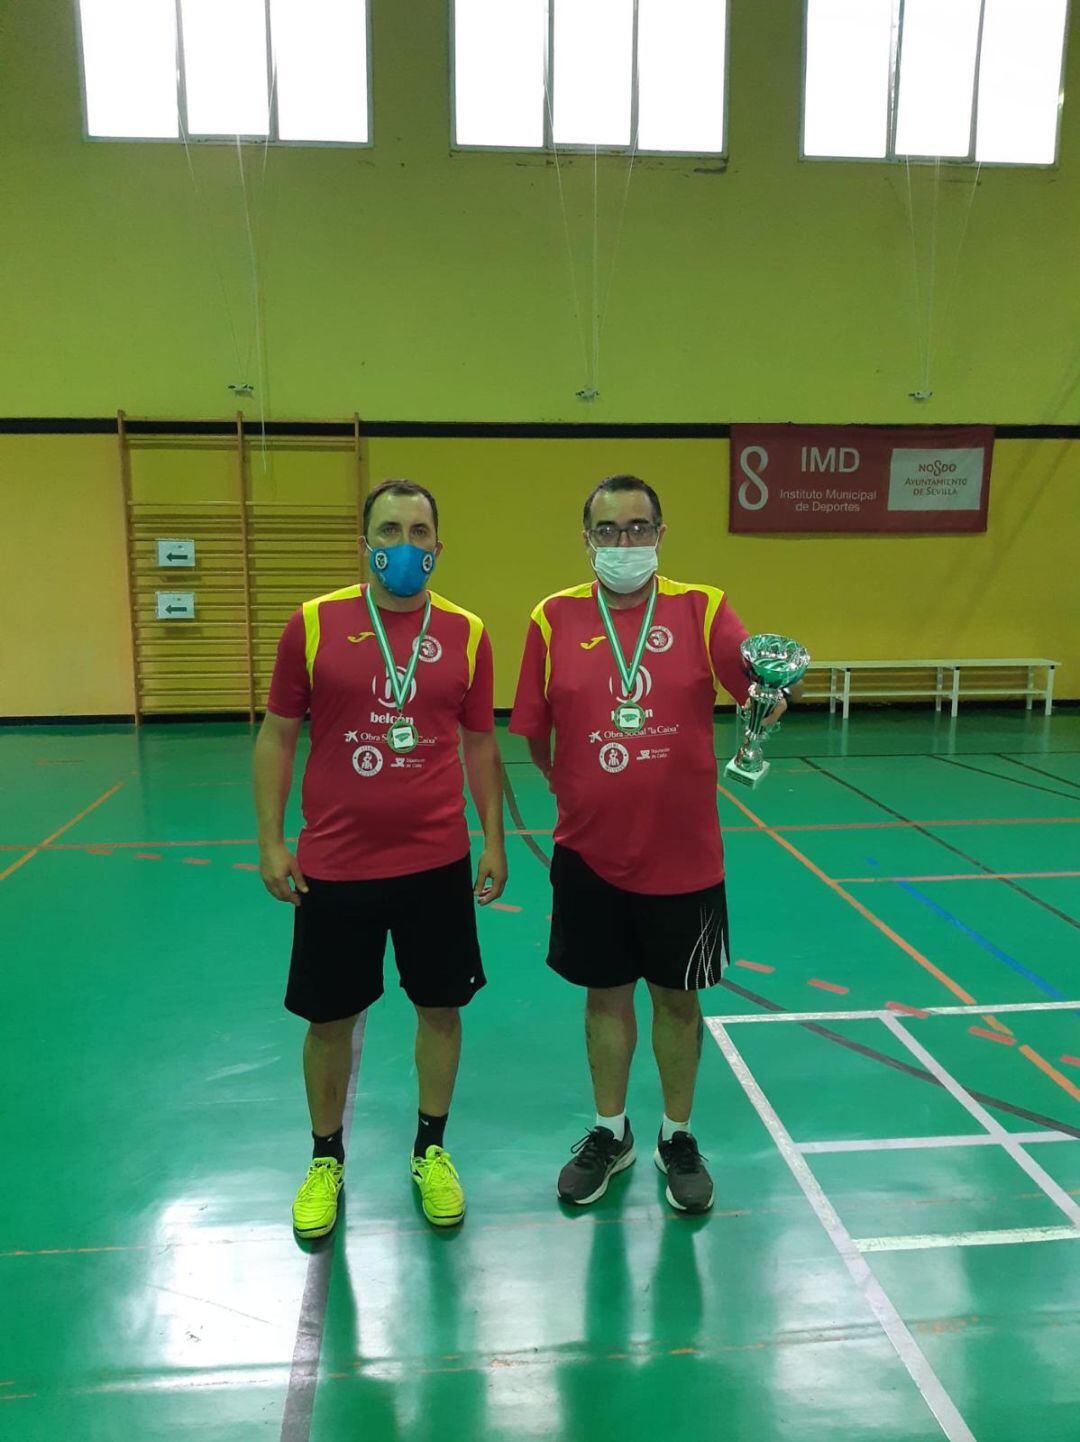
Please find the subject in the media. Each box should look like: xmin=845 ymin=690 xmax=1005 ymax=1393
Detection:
xmin=1059 ymin=1056 xmax=1080 ymax=1070
xmin=807 ymin=979 xmax=849 ymax=995
xmin=0 ymin=782 xmax=126 ymax=884
xmin=489 ymin=902 xmax=523 ymax=913
xmin=837 ymin=870 xmax=1080 ymax=884
xmin=969 ymin=1026 xmax=1016 ymax=1046
xmin=1019 ymin=1045 xmax=1080 ymax=1104
xmin=716 ymin=783 xmax=1060 ymax=1087
xmin=886 ymin=1001 xmax=931 ymax=1018
xmin=734 ymin=959 xmax=775 ymax=974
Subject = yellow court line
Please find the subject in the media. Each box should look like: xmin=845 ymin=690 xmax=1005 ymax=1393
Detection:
xmin=0 ymin=782 xmax=127 ymax=884
xmin=716 ymin=783 xmax=1080 ymax=1096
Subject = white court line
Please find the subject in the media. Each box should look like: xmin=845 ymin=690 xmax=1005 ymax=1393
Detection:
xmin=711 ymin=999 xmax=1080 ymax=1024
xmin=798 ymin=1130 xmax=1080 ymax=1155
xmin=857 ymin=1226 xmax=1080 ymax=1254
xmin=707 ymin=1019 xmax=975 ymax=1442
xmin=882 ymin=1014 xmax=1080 ymax=1230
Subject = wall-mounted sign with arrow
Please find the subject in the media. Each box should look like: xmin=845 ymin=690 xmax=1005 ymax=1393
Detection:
xmin=156 ymin=538 xmax=196 ymax=568
xmin=156 ymin=592 xmax=196 ymax=621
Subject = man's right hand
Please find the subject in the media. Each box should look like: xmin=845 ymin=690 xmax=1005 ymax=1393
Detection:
xmin=259 ymin=842 xmax=309 ymax=905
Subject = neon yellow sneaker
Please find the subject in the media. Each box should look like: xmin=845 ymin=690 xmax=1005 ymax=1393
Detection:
xmin=292 ymin=1158 xmax=344 ymax=1239
xmin=410 ymin=1146 xmax=466 ymax=1227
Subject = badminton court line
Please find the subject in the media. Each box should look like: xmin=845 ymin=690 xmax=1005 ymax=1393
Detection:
xmin=710 ymin=999 xmax=1080 ymax=1024
xmin=799 ymin=1130 xmax=1080 ymax=1155
xmin=706 ymin=1019 xmax=975 ymax=1442
xmin=856 ymin=1226 xmax=1080 ymax=1253
xmin=716 ymin=781 xmax=1078 ymax=1100
xmin=0 ymin=781 xmax=126 ymax=883
xmin=881 ymin=1014 xmax=1080 ymax=1229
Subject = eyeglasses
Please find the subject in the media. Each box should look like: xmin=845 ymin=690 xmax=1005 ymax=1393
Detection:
xmin=587 ymin=521 xmax=660 ymax=547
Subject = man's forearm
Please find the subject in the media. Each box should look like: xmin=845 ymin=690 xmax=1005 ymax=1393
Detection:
xmin=464 ymin=734 xmax=505 ymax=845
xmin=254 ymin=732 xmax=296 ymax=845
xmin=527 ymin=733 xmax=552 ymax=777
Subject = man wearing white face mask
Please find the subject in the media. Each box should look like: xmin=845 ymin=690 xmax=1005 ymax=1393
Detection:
xmin=511 ymin=474 xmax=785 ymax=1215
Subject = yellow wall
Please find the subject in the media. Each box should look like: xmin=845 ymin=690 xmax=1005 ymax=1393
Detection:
xmin=1 ymin=432 xmax=1076 ymax=714
xmin=0 ymin=4 xmax=1077 ymax=713
xmin=1 ymin=2 xmax=1079 ymax=424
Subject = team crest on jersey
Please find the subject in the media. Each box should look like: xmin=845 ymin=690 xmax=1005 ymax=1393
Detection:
xmin=608 ymin=664 xmax=653 ymax=706
xmin=646 ymin=625 xmax=673 ymax=653
xmin=599 ymin=742 xmax=629 ymax=774
xmin=371 ymin=669 xmax=419 ymax=706
xmin=412 ymin=635 xmax=443 ymax=664
xmin=351 ymin=745 xmax=384 ymax=777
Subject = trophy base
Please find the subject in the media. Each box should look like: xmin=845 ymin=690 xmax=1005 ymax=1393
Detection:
xmin=724 ymin=758 xmax=770 ymax=790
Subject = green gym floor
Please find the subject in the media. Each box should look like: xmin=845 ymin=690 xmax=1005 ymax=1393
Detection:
xmin=2 ymin=709 xmax=1079 ymax=1442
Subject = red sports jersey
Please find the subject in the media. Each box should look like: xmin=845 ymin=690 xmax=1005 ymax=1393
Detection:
xmin=510 ymin=577 xmax=750 ymax=895
xmin=267 ymin=583 xmax=494 ymax=882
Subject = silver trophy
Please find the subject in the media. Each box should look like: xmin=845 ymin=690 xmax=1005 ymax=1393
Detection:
xmin=725 ymin=634 xmax=810 ymax=790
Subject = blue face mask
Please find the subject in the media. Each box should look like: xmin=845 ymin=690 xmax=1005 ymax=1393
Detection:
xmin=367 ymin=542 xmax=436 ymax=597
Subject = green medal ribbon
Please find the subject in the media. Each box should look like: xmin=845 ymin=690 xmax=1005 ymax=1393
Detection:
xmin=364 ymin=586 xmax=431 ymax=721
xmin=595 ymin=581 xmax=657 ymax=712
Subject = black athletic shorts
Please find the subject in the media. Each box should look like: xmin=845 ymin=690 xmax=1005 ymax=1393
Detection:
xmin=547 ymin=844 xmax=730 ymax=992
xmin=285 ymin=855 xmax=486 ymax=1023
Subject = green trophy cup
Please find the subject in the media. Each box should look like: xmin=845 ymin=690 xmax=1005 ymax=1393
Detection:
xmin=724 ymin=634 xmax=810 ymax=790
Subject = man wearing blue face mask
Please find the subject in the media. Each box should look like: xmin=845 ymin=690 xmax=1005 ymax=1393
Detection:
xmin=511 ymin=474 xmax=788 ymax=1216
xmin=255 ymin=479 xmax=506 ymax=1238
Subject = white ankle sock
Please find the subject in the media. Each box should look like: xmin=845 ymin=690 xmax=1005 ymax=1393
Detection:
xmin=661 ymin=1114 xmax=690 ymax=1142
xmin=596 ymin=1111 xmax=626 ymax=1141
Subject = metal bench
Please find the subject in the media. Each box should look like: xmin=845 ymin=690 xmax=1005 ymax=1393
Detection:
xmin=799 ymin=659 xmax=1058 ymax=720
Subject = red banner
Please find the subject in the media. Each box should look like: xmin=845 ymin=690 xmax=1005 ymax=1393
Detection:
xmin=729 ymin=425 xmax=993 ymax=534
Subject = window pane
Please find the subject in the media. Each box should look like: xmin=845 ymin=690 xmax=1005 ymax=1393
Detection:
xmin=977 ymin=0 xmax=1067 ymax=164
xmin=181 ymin=0 xmax=269 ymax=136
xmin=454 ymin=0 xmax=546 ymax=146
xmin=553 ymin=0 xmax=634 ymax=147
xmin=895 ymin=0 xmax=981 ymax=158
xmin=637 ymin=0 xmax=727 ymax=153
xmin=270 ymin=0 xmax=368 ymax=142
xmin=803 ymin=0 xmax=894 ymax=158
xmin=79 ymin=0 xmax=178 ymax=138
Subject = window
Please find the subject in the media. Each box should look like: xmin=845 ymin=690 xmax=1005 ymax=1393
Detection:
xmin=77 ymin=0 xmax=371 ymax=143
xmin=452 ymin=0 xmax=729 ymax=154
xmin=803 ymin=0 xmax=1069 ymax=165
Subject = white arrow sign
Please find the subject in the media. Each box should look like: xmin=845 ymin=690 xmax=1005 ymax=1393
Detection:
xmin=156 ymin=592 xmax=196 ymax=620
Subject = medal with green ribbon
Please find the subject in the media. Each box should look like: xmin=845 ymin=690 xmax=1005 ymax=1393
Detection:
xmin=364 ymin=587 xmax=431 ymax=755
xmin=595 ymin=581 xmax=657 ymax=736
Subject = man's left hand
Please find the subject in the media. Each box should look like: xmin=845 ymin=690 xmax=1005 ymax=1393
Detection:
xmin=474 ymin=844 xmax=508 ymax=905
xmin=763 ymin=696 xmax=788 ymax=728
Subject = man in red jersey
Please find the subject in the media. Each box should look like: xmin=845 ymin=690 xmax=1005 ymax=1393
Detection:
xmin=511 ymin=474 xmax=788 ymax=1215
xmin=255 ymin=479 xmax=506 ymax=1238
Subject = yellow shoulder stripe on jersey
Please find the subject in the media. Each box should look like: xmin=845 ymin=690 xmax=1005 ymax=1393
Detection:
xmin=530 ymin=581 xmax=594 ymax=698
xmin=428 ymin=590 xmax=485 ymax=686
xmin=301 ymin=584 xmax=362 ymax=684
xmin=656 ymin=576 xmax=727 ymax=693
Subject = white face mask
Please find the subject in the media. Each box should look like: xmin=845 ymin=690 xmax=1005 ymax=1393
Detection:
xmin=591 ymin=544 xmax=659 ymax=595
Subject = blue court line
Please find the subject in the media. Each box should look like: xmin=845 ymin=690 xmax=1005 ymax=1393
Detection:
xmin=864 ymin=856 xmax=1072 ymax=1005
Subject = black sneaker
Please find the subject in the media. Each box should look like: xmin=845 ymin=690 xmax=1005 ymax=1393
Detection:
xmin=655 ymin=1130 xmax=714 ymax=1214
xmin=557 ymin=1122 xmax=636 ymax=1205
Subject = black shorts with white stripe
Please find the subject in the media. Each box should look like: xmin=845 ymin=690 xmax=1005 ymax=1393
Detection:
xmin=546 ymin=844 xmax=730 ymax=992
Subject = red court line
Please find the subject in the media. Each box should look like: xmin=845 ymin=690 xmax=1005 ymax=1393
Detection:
xmin=886 ymin=1001 xmax=931 ymax=1018
xmin=837 ymin=870 xmax=1080 ymax=884
xmin=0 ymin=782 xmax=127 ymax=884
xmin=1019 ymin=1046 xmax=1080 ymax=1104
xmin=182 ymin=858 xmax=212 ymax=867
xmin=489 ymin=902 xmax=522 ymax=913
xmin=232 ymin=862 xmax=259 ymax=871
xmin=969 ymin=1026 xmax=1017 ymax=1046
xmin=134 ymin=853 xmax=162 ymax=861
xmin=807 ymin=979 xmax=849 ymax=995
xmin=734 ymin=959 xmax=775 ymax=974
xmin=1060 ymin=1056 xmax=1080 ymax=1070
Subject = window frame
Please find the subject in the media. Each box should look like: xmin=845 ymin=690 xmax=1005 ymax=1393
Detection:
xmin=799 ymin=0 xmax=1071 ymax=169
xmin=449 ymin=0 xmax=731 ymax=160
xmin=75 ymin=0 xmax=374 ymax=149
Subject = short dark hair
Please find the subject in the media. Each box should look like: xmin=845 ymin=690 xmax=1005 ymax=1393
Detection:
xmin=583 ymin=474 xmax=663 ymax=530
xmin=363 ymin=478 xmax=439 ymax=536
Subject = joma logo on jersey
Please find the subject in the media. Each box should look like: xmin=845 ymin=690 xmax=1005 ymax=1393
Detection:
xmin=580 ymin=636 xmax=606 ymax=651
xmin=347 ymin=632 xmax=375 ymax=644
